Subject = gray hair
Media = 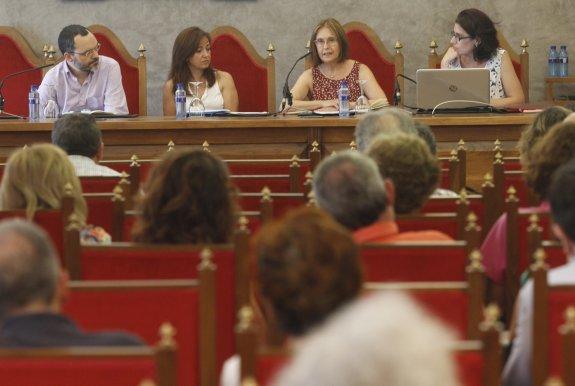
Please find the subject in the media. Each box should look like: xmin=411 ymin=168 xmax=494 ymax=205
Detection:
xmin=354 ymin=108 xmax=416 ymax=152
xmin=313 ymin=151 xmax=387 ymax=230
xmin=273 ymin=291 xmax=459 ymax=386
xmin=0 ymin=219 xmax=60 ymax=316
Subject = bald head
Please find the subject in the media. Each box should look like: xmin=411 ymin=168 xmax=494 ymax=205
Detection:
xmin=354 ymin=108 xmax=416 ymax=152
xmin=0 ymin=219 xmax=60 ymax=317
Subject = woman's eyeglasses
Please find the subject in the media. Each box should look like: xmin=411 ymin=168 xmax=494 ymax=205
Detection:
xmin=450 ymin=32 xmax=473 ymax=43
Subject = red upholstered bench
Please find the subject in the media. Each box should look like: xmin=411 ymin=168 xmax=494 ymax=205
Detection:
xmin=0 ymin=345 xmax=172 ymax=386
xmin=64 ymin=279 xmax=212 ymax=386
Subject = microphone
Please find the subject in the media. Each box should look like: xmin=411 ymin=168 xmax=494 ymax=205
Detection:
xmin=393 ymin=74 xmax=418 ymax=106
xmin=282 ymin=51 xmax=311 ymax=109
xmin=0 ymin=63 xmax=55 ymax=114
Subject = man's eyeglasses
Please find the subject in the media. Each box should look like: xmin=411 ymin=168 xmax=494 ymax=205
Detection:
xmin=450 ymin=32 xmax=473 ymax=43
xmin=71 ymin=42 xmax=101 ymax=57
xmin=314 ymin=37 xmax=338 ymax=47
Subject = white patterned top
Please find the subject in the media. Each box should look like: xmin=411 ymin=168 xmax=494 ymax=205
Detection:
xmin=447 ymin=48 xmax=506 ymax=99
xmin=69 ymin=155 xmax=121 ymax=177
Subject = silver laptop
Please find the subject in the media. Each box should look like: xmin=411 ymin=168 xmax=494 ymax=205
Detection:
xmin=416 ymin=68 xmax=490 ymax=110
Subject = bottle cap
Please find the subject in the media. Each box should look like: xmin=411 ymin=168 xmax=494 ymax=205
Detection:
xmin=176 ymin=83 xmax=184 ymax=90
xmin=551 ymin=45 xmax=557 ymax=49
xmin=30 ymin=84 xmax=38 ymax=91
xmin=340 ymin=80 xmax=348 ymax=87
xmin=560 ymin=45 xmax=567 ymax=49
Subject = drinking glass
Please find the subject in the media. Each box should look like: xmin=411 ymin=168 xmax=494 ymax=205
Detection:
xmin=355 ymin=79 xmax=369 ymax=114
xmin=187 ymin=81 xmax=205 ymax=117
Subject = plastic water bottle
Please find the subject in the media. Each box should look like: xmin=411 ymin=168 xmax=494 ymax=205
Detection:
xmin=338 ymin=81 xmax=350 ymax=117
xmin=175 ymin=83 xmax=186 ymax=119
xmin=559 ymin=45 xmax=569 ymax=77
xmin=28 ymin=84 xmax=39 ymax=121
xmin=548 ymin=45 xmax=559 ymax=77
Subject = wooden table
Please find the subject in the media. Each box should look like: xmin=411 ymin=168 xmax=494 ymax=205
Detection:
xmin=0 ymin=113 xmax=534 ymax=189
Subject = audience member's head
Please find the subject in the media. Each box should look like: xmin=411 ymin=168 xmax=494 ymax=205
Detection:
xmin=549 ymin=159 xmax=575 ymax=254
xmin=255 ymin=207 xmax=362 ymax=337
xmin=414 ymin=122 xmax=437 ymax=155
xmin=133 ymin=149 xmax=235 ymax=244
xmin=272 ymin=291 xmax=458 ymax=386
xmin=52 ymin=113 xmax=103 ymax=160
xmin=0 ymin=144 xmax=87 ymax=223
xmin=354 ymin=108 xmax=416 ymax=152
xmin=313 ymin=151 xmax=390 ymax=230
xmin=0 ymin=219 xmax=62 ymax=318
xmin=518 ymin=106 xmax=571 ymax=166
xmin=367 ymin=134 xmax=440 ymax=214
xmin=525 ymin=121 xmax=575 ymax=200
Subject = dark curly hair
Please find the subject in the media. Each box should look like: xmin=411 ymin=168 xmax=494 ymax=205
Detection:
xmin=132 ymin=150 xmax=235 ymax=244
xmin=517 ymin=106 xmax=571 ymax=167
xmin=367 ymin=134 xmax=440 ymax=214
xmin=525 ymin=122 xmax=575 ymax=200
xmin=455 ymin=9 xmax=499 ymax=62
xmin=255 ymin=207 xmax=362 ymax=336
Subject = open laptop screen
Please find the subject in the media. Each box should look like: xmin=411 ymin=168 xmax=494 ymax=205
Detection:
xmin=416 ymin=68 xmax=490 ymax=110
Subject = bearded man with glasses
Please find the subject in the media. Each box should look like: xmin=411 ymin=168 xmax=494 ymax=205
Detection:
xmin=38 ymin=25 xmax=128 ymax=117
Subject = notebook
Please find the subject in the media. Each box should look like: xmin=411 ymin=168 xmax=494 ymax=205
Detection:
xmin=416 ymin=68 xmax=490 ymax=111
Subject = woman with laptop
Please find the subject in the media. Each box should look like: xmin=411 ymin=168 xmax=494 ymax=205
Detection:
xmin=441 ymin=9 xmax=525 ymax=108
xmin=289 ymin=18 xmax=388 ymax=111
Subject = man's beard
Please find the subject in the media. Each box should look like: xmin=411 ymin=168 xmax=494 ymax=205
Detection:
xmin=74 ymin=57 xmax=99 ymax=73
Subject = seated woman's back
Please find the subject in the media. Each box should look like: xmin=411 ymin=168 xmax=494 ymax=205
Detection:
xmin=132 ymin=150 xmax=236 ymax=244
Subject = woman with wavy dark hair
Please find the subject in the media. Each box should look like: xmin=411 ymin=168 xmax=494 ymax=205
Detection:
xmin=162 ymin=27 xmax=238 ymax=114
xmin=132 ymin=150 xmax=236 ymax=244
xmin=441 ymin=8 xmax=524 ymax=108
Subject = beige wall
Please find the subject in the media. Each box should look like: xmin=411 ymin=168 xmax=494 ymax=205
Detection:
xmin=2 ymin=0 xmax=574 ymax=115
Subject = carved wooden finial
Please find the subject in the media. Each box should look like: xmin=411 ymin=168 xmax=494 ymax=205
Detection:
xmin=120 ymin=171 xmax=130 ymax=181
xmin=311 ymin=141 xmax=320 ymax=152
xmin=241 ymin=377 xmax=259 ymax=386
xmin=306 ymin=40 xmax=311 ymax=51
xmin=130 ymin=154 xmax=140 ymax=167
xmin=494 ymin=139 xmax=501 ymax=148
xmin=290 ymin=155 xmax=300 ymax=167
xmin=202 ymin=140 xmax=210 ymax=152
xmin=457 ymin=139 xmax=466 ymax=150
xmin=304 ymin=171 xmax=313 ymax=186
xmin=544 ymin=377 xmax=565 ymax=386
xmin=349 ymin=141 xmax=357 ymax=151
xmin=331 ymin=150 xmax=337 ymax=156
xmin=267 ymin=43 xmax=275 ymax=57
xmin=506 ymin=186 xmax=518 ymax=202
xmin=112 ymin=184 xmax=125 ymax=202
xmin=482 ymin=173 xmax=494 ymax=188
xmin=307 ymin=190 xmax=317 ymax=207
xmin=521 ymin=39 xmax=529 ymax=54
xmin=198 ymin=248 xmax=216 ymax=271
xmin=138 ymin=379 xmax=157 ymax=386
xmin=457 ymin=188 xmax=469 ymax=205
xmin=159 ymin=322 xmax=177 ymax=348
xmin=48 ymin=45 xmax=56 ymax=59
xmin=429 ymin=39 xmax=438 ymax=53
xmin=560 ymin=306 xmax=575 ymax=334
xmin=261 ymin=186 xmax=272 ymax=201
xmin=530 ymin=248 xmax=549 ymax=272
xmin=465 ymin=212 xmax=481 ymax=233
xmin=22 ymin=144 xmax=28 ymax=149
xmin=238 ymin=216 xmax=249 ymax=232
xmin=394 ymin=40 xmax=403 ymax=52
xmin=527 ymin=214 xmax=541 ymax=233
xmin=65 ymin=213 xmax=83 ymax=231
xmin=42 ymin=44 xmax=49 ymax=56
xmin=138 ymin=43 xmax=146 ymax=57
xmin=449 ymin=148 xmax=459 ymax=162
xmin=167 ymin=140 xmax=175 ymax=152
xmin=494 ymin=151 xmax=503 ymax=165
xmin=481 ymin=303 xmax=501 ymax=330
xmin=466 ymin=249 xmax=485 ymax=273
xmin=236 ymin=305 xmax=255 ymax=332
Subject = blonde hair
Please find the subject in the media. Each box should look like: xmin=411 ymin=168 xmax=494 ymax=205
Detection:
xmin=0 ymin=144 xmax=87 ymax=224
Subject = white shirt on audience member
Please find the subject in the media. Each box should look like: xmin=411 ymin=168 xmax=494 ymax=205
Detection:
xmin=68 ymin=155 xmax=121 ymax=177
xmin=503 ymin=256 xmax=575 ymax=386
